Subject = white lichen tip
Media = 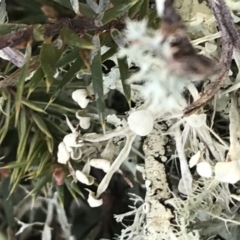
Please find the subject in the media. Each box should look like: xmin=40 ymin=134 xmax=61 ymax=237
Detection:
xmin=75 ymin=170 xmax=94 ymax=185
xmin=85 ymin=189 xmax=103 ymax=208
xmin=128 ymin=110 xmax=154 ymax=136
xmin=72 ymin=89 xmax=90 ymax=109
xmin=155 ymin=0 xmax=166 ymax=17
xmin=75 ymin=110 xmax=91 ymax=129
xmin=189 ymin=151 xmax=201 ymax=168
xmin=57 ymin=142 xmax=70 ymax=164
xmin=63 ymin=132 xmax=83 ymax=149
xmin=124 ymin=18 xmax=148 ymax=41
xmin=90 ymin=159 xmax=111 ymax=173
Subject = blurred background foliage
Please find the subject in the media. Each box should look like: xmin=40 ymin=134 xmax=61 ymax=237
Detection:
xmin=0 ymin=0 xmax=159 ymax=239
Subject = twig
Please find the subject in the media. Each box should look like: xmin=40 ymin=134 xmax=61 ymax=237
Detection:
xmin=0 ymin=17 xmax=125 ymax=50
xmin=0 ymin=56 xmax=39 ymax=89
xmin=183 ymin=0 xmax=234 ymax=116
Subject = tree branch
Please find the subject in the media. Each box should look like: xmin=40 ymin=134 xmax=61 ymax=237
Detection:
xmin=0 ymin=17 xmax=125 ymax=50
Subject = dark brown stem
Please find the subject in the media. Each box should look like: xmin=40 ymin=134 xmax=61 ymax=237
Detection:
xmin=0 ymin=17 xmax=125 ymax=50
xmin=183 ymin=0 xmax=234 ymax=116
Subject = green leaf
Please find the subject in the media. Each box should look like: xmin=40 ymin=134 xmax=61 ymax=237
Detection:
xmin=118 ymin=57 xmax=131 ymax=106
xmin=128 ymin=0 xmax=144 ymax=18
xmin=102 ymin=0 xmax=137 ymax=24
xmin=15 ymin=44 xmax=32 ymax=127
xmin=139 ymin=0 xmax=149 ymax=19
xmin=49 ymin=56 xmax=84 ymax=105
xmin=10 ymin=168 xmax=24 ymax=195
xmin=0 ymin=94 xmax=11 ymax=144
xmin=29 ymin=174 xmax=52 ymax=199
xmin=21 ymin=98 xmax=46 ymax=113
xmin=79 ymin=3 xmax=98 ymax=18
xmin=37 ymin=152 xmax=51 ymax=176
xmin=27 ymin=66 xmax=45 ymax=98
xmin=101 ymin=45 xmax=118 ymax=62
xmin=1 ymin=162 xmax=27 ymax=169
xmin=65 ymin=177 xmax=84 ymax=199
xmin=46 ymin=136 xmax=54 ymax=153
xmin=56 ymin=48 xmax=79 ymax=68
xmin=60 ymin=27 xmax=93 ymax=49
xmin=2 ymin=177 xmax=14 ymax=227
xmin=31 ymin=112 xmax=52 ymax=138
xmin=40 ymin=42 xmax=62 ymax=92
xmin=56 ymin=185 xmax=65 ymax=207
xmin=0 ymin=24 xmax=27 ymax=36
xmin=33 ymin=24 xmax=45 ymax=41
xmin=16 ymin=122 xmax=32 ymax=162
xmin=90 ymin=34 xmax=105 ymax=131
xmin=26 ymin=132 xmax=41 ymax=162
xmin=25 ymin=142 xmax=44 ymax=173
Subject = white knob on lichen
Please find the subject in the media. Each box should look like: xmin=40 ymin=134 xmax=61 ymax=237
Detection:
xmin=72 ymin=89 xmax=90 ymax=109
xmin=90 ymin=159 xmax=111 ymax=173
xmin=85 ymin=189 xmax=103 ymax=208
xmin=57 ymin=142 xmax=70 ymax=164
xmin=128 ymin=110 xmax=154 ymax=136
xmin=75 ymin=110 xmax=91 ymax=129
xmin=75 ymin=170 xmax=94 ymax=185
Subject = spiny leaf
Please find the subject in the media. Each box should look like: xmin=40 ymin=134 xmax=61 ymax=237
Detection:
xmin=60 ymin=27 xmax=93 ymax=49
xmin=90 ymin=34 xmax=105 ymax=132
xmin=31 ymin=112 xmax=52 ymax=138
xmin=40 ymin=42 xmax=63 ymax=92
xmin=15 ymin=44 xmax=32 ymax=127
xmin=118 ymin=57 xmax=131 ymax=107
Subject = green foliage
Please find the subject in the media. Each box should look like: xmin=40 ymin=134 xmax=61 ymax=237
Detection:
xmin=0 ymin=0 xmax=158 ymax=216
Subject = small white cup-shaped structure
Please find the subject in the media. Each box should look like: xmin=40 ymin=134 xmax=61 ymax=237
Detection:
xmin=196 ymin=161 xmax=213 ymax=178
xmin=76 ymin=110 xmax=91 ymax=129
xmin=85 ymin=189 xmax=103 ymax=208
xmin=185 ymin=114 xmax=206 ymax=128
xmin=76 ymin=170 xmax=94 ymax=185
xmin=63 ymin=132 xmax=83 ymax=148
xmin=90 ymin=159 xmax=111 ymax=173
xmin=72 ymin=89 xmax=90 ymax=109
xmin=128 ymin=110 xmax=154 ymax=136
xmin=57 ymin=142 xmax=70 ymax=164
